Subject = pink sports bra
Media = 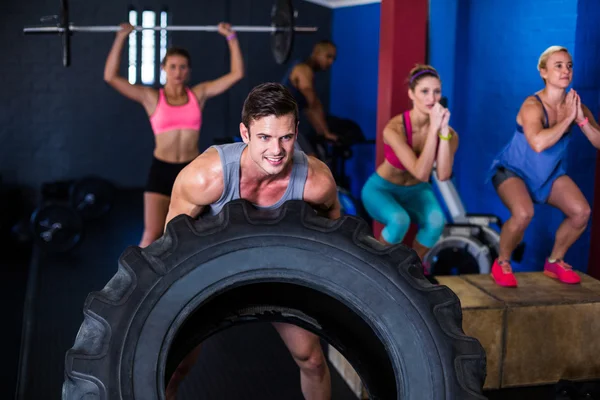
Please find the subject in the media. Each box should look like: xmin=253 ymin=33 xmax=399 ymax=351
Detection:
xmin=384 ymin=111 xmax=413 ymax=170
xmin=149 ymin=88 xmax=202 ymax=135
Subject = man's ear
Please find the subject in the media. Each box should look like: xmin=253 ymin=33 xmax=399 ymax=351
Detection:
xmin=240 ymin=122 xmax=250 ymax=143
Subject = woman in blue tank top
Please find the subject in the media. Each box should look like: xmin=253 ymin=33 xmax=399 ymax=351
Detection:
xmin=487 ymin=46 xmax=600 ymax=287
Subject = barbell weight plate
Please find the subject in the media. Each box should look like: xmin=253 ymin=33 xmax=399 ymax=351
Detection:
xmin=70 ymin=176 xmax=115 ymax=221
xmin=270 ymin=0 xmax=294 ymax=65
xmin=30 ymin=203 xmax=83 ymax=253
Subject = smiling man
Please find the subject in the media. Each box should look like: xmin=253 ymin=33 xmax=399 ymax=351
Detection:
xmin=163 ymin=82 xmax=341 ymax=400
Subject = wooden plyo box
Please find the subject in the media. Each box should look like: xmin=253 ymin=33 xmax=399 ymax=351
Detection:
xmin=327 ymin=272 xmax=600 ymax=395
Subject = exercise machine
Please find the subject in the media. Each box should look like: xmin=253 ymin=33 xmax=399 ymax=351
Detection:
xmin=314 ymin=116 xmax=375 ymax=225
xmin=424 ymin=169 xmax=525 ymax=276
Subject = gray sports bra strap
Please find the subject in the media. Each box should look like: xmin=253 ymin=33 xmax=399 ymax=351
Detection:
xmin=534 ymin=94 xmax=549 ymax=129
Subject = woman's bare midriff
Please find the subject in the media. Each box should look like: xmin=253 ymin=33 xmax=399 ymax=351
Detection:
xmin=153 ymin=128 xmax=200 ymax=163
xmin=376 ymin=161 xmax=423 ymax=186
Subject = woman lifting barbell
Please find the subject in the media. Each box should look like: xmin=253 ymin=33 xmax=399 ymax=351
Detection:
xmin=361 ymin=65 xmax=459 ymax=272
xmin=104 ymin=22 xmax=244 ymax=247
xmin=487 ymin=45 xmax=600 ymax=287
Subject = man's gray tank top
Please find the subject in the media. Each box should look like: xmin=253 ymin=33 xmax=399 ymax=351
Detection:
xmin=205 ymin=142 xmax=309 ymax=216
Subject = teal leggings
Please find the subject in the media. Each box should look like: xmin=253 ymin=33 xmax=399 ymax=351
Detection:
xmin=361 ymin=173 xmax=446 ymax=248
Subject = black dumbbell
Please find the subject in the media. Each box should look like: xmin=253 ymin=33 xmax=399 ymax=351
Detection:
xmin=30 ymin=202 xmax=84 ymax=253
xmin=30 ymin=176 xmax=115 ymax=253
xmin=70 ymin=176 xmax=115 ymax=221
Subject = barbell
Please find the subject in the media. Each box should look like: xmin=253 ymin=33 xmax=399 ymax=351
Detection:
xmin=23 ymin=0 xmax=317 ymax=67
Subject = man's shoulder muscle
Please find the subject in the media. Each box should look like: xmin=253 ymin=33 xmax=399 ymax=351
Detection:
xmin=165 ymin=148 xmax=225 ymax=223
xmin=179 ymin=148 xmax=224 ymax=205
xmin=291 ymin=64 xmax=314 ymax=85
xmin=303 ymin=156 xmax=336 ymax=204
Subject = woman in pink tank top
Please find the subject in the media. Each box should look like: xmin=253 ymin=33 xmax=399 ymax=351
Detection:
xmin=104 ymin=22 xmax=244 ymax=248
xmin=361 ymin=65 xmax=459 ymax=275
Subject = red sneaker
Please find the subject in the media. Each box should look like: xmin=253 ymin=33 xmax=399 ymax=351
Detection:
xmin=491 ymin=259 xmax=518 ymax=287
xmin=543 ymin=259 xmax=581 ymax=284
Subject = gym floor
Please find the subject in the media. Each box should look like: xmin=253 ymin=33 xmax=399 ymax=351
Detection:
xmin=3 ymin=244 xmax=30 ymax=398
xmin=13 ymin=188 xmax=358 ymax=400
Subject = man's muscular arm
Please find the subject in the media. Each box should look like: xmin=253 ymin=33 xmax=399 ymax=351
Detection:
xmin=303 ymin=157 xmax=341 ymax=220
xmin=293 ymin=65 xmax=338 ymax=142
xmin=164 ymin=149 xmax=225 ymax=230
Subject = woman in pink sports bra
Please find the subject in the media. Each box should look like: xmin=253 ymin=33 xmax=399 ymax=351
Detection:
xmin=104 ymin=22 xmax=244 ymax=247
xmin=361 ymin=65 xmax=459 ymax=270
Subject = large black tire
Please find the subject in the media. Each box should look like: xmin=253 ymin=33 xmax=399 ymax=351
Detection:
xmin=63 ymin=200 xmax=486 ymax=399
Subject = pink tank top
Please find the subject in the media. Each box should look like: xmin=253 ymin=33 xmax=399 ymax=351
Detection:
xmin=384 ymin=111 xmax=412 ymax=170
xmin=149 ymin=88 xmax=202 ymax=135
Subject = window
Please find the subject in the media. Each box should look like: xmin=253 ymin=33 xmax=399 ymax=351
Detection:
xmin=128 ymin=9 xmax=169 ymax=85
xmin=127 ymin=10 xmax=137 ymax=84
xmin=159 ymin=11 xmax=168 ymax=85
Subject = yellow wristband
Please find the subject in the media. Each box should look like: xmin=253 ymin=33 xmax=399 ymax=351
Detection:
xmin=438 ymin=133 xmax=452 ymax=141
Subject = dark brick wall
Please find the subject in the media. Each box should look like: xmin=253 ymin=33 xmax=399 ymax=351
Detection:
xmin=0 ymin=0 xmax=332 ymax=196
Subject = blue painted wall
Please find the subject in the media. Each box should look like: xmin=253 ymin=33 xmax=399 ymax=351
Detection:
xmin=329 ymin=3 xmax=381 ymax=200
xmin=572 ymin=0 xmax=600 ymax=272
xmin=329 ymin=0 xmax=600 ymax=271
xmin=428 ymin=0 xmax=458 ymax=110
xmin=328 ymin=0 xmax=598 ymax=272
xmin=429 ymin=0 xmax=598 ymax=272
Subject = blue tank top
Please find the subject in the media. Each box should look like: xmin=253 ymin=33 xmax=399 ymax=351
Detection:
xmin=487 ymin=94 xmax=572 ymax=201
xmin=206 ymin=143 xmax=309 ymax=216
xmin=281 ymin=59 xmax=309 ymax=110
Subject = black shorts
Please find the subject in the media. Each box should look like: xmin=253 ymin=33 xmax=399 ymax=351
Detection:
xmin=145 ymin=157 xmax=191 ymax=197
xmin=491 ymin=167 xmax=520 ymax=192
